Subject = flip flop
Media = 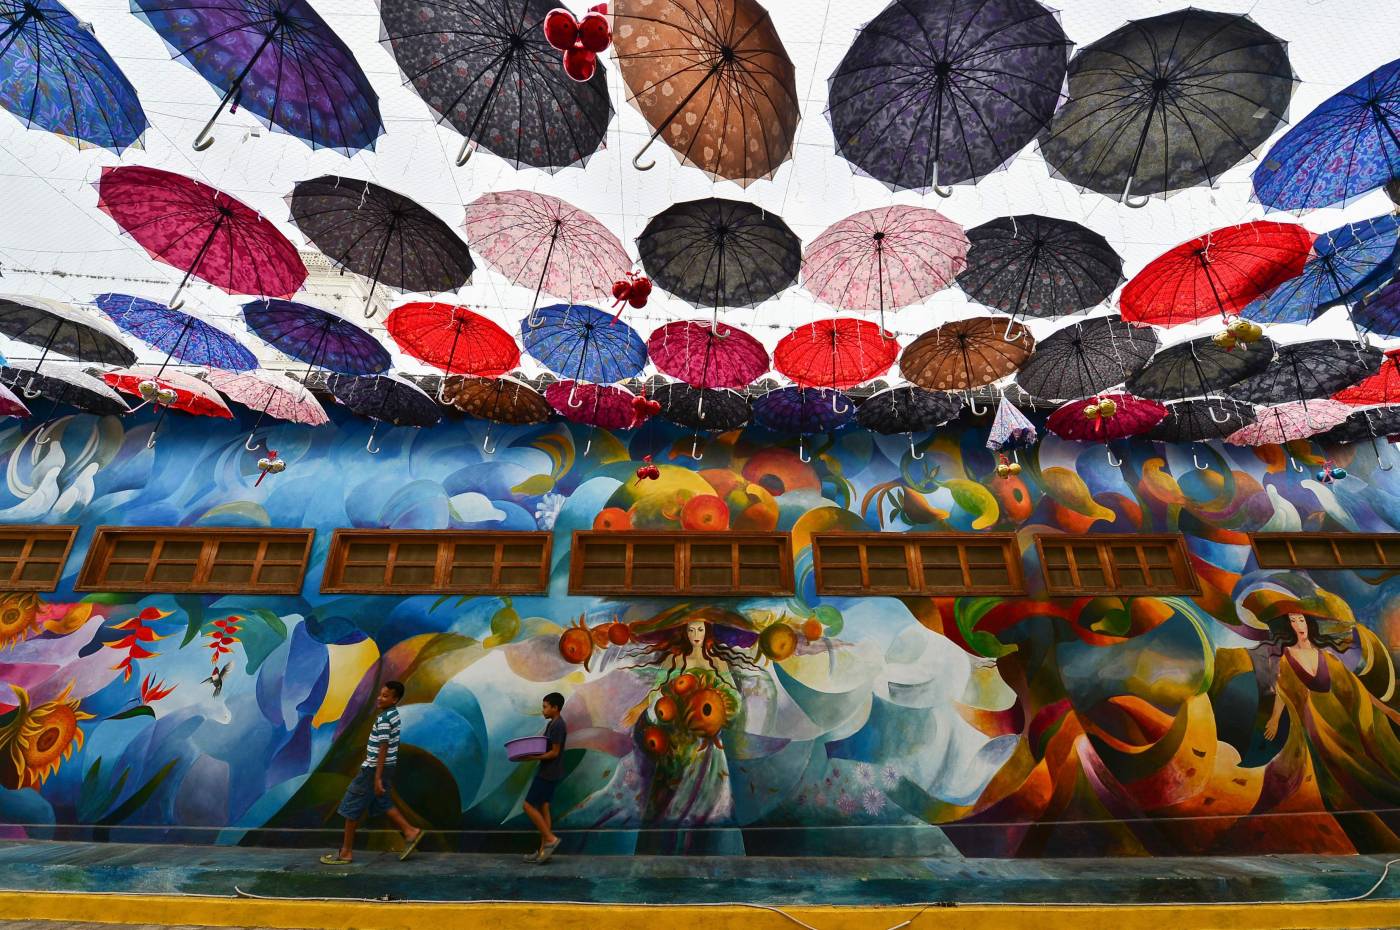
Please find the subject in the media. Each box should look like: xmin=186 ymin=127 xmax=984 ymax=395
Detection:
xmin=537 ymin=838 xmax=561 ymax=863
xmin=400 ymin=830 xmax=426 ymax=861
xmin=319 ymin=853 xmax=352 ymax=865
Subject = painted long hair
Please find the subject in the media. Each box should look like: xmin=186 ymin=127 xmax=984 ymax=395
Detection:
xmin=1265 ymin=613 xmax=1351 ymax=652
xmin=624 ymin=620 xmax=761 ymax=685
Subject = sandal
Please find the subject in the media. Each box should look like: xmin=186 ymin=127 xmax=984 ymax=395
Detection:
xmin=400 ymin=830 xmax=426 ymax=861
xmin=319 ymin=853 xmax=353 ymax=865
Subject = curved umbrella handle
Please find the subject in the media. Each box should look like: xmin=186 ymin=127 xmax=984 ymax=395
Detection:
xmin=20 ymin=384 xmax=41 ymax=400
xmin=632 ymin=136 xmax=657 ymax=172
xmin=967 ymin=393 xmax=987 ymax=416
xmin=526 ymin=304 xmax=548 ymax=328
xmin=1208 ymin=405 xmax=1232 ymax=424
xmin=1192 ymin=448 xmax=1208 ymax=471
xmin=1002 ymin=317 xmax=1023 ymax=342
xmin=567 ymin=383 xmax=585 ymax=408
xmin=33 ymin=422 xmax=53 ymax=446
xmin=455 ymin=138 xmax=477 ymax=167
xmin=908 ymin=434 xmax=924 ymax=461
xmin=1121 ymin=175 xmax=1150 ymax=209
xmin=930 ymin=162 xmax=953 ymax=199
xmin=831 ymin=392 xmax=849 ymax=415
xmin=244 ymin=432 xmax=263 ymax=452
xmin=798 ymin=438 xmax=810 ymax=463
xmin=482 ymin=429 xmax=497 ymax=455
xmin=691 ymin=436 xmax=703 ymax=461
xmin=145 ymin=429 xmax=159 ymax=450
xmin=365 ymin=424 xmax=381 ymax=455
xmin=1105 ymin=445 xmax=1122 ymax=467
xmin=1288 ymin=453 xmax=1303 ymax=473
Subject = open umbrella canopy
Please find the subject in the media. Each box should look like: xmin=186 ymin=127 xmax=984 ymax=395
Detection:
xmin=801 ymin=206 xmax=967 ymax=325
xmin=242 ymin=299 xmax=391 ymax=375
xmin=0 ymin=382 xmax=29 ymax=418
xmin=899 ymin=317 xmax=1033 ymax=393
xmin=1352 ymin=279 xmax=1400 ymax=337
xmin=651 ymin=382 xmax=751 ymax=432
xmin=98 ymin=166 xmax=307 ymax=308
xmin=95 ymin=293 xmax=257 ymax=372
xmin=1335 ymin=349 xmax=1400 ymax=404
xmin=202 ymin=369 xmax=327 ymax=426
xmin=1146 ymin=398 xmax=1256 ymax=443
xmin=987 ymin=396 xmax=1037 ymax=449
xmin=1126 ymin=334 xmax=1276 ymax=401
xmin=521 ymin=303 xmax=646 ymax=384
xmin=647 ymin=320 xmax=769 ymax=389
xmin=1046 ymin=393 xmax=1167 ymax=443
xmin=857 ymin=387 xmax=962 ymax=434
xmin=827 ymin=0 xmax=1069 ymax=193
xmin=957 ymin=215 xmax=1123 ymax=322
xmin=1015 ymin=315 xmax=1158 ymax=401
xmin=103 ymin=367 xmax=233 ymax=419
xmin=1253 ymin=57 xmax=1400 ymax=212
xmin=1038 ymin=8 xmax=1294 ymax=203
xmin=0 ymin=360 xmax=129 ymax=415
xmin=1226 ymin=400 xmax=1352 ymax=446
xmin=379 ymin=0 xmax=611 ymax=171
xmin=752 ymin=386 xmax=854 ymax=434
xmin=773 ymin=318 xmax=898 ymax=390
xmin=545 ymin=380 xmax=636 ymax=430
xmin=1242 ymin=215 xmax=1400 ymax=326
xmin=327 ymin=372 xmax=441 ymax=428
xmin=638 ymin=198 xmax=801 ymax=310
xmin=614 ymin=0 xmax=799 ymax=185
xmin=1229 ymin=339 xmax=1383 ymax=404
xmin=385 ymin=302 xmax=519 ymax=378
xmin=0 ymin=0 xmax=147 ymax=152
xmin=0 ymin=294 xmax=135 ymax=367
xmin=442 ymin=376 xmax=551 ymax=425
xmin=1120 ymin=222 xmax=1315 ymax=327
xmin=132 ymin=0 xmax=381 ymax=154
xmin=1315 ymin=407 xmax=1400 ymax=445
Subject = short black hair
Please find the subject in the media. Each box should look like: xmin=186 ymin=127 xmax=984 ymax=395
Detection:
xmin=543 ymin=692 xmax=564 ymax=710
xmin=384 ymin=680 xmax=405 ymax=701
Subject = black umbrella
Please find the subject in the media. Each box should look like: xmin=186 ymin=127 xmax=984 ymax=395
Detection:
xmin=652 ymin=382 xmax=751 ymax=432
xmin=638 ymin=198 xmax=801 ymax=313
xmin=0 ymin=361 xmax=130 ymax=416
xmin=1315 ymin=407 xmax=1400 ymax=446
xmin=1015 ymin=315 xmax=1159 ymax=401
xmin=0 ymin=295 xmax=136 ymax=382
xmin=1126 ymin=335 xmax=1276 ymax=402
xmin=1038 ymin=9 xmax=1294 ymax=205
xmin=957 ymin=215 xmax=1123 ymax=332
xmin=1146 ymin=398 xmax=1256 ymax=443
xmin=826 ymin=0 xmax=1069 ymax=195
xmin=327 ymin=372 xmax=442 ymax=453
xmin=857 ymin=386 xmax=962 ymax=458
xmin=1228 ymin=340 xmax=1383 ymax=406
xmin=289 ymin=176 xmax=475 ymax=318
xmin=379 ymin=0 xmax=611 ymax=171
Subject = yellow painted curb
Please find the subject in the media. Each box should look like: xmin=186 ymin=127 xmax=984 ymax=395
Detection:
xmin=1 ymin=891 xmax=1398 ymax=930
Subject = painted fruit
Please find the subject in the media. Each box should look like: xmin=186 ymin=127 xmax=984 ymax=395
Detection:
xmin=577 ymin=10 xmax=610 ymax=52
xmin=593 ymin=507 xmax=632 ymax=530
xmin=562 ymin=46 xmax=596 ymax=82
xmin=759 ymin=623 xmax=798 ymax=661
xmin=670 ymin=672 xmax=699 ymax=696
xmin=607 ymin=621 xmax=631 ymax=645
xmin=542 ymin=8 xmax=578 ymax=50
xmin=801 ymin=618 xmax=823 ymax=642
xmin=641 ymin=726 xmax=668 ymax=755
xmin=654 ymin=695 xmax=678 ymax=722
xmin=681 ymin=493 xmax=730 ymax=531
xmin=686 ymin=689 xmax=728 ymax=738
xmin=558 ymin=617 xmax=593 ymax=668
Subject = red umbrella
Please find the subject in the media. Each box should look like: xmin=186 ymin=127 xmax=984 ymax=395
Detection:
xmin=96 ymin=166 xmax=306 ymax=310
xmin=103 ymin=366 xmax=233 ymax=448
xmin=1335 ymin=349 xmax=1400 ymax=405
xmin=1046 ymin=393 xmax=1167 ymax=465
xmin=647 ymin=320 xmax=769 ymax=389
xmin=774 ymin=318 xmax=898 ymax=396
xmin=1120 ymin=221 xmax=1313 ymax=327
xmin=385 ymin=302 xmax=520 ymax=398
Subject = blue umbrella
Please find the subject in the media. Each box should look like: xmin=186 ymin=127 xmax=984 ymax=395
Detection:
xmin=520 ymin=304 xmax=646 ymax=384
xmin=1254 ymin=58 xmax=1400 ymax=211
xmin=0 ymin=0 xmax=147 ymax=151
xmin=132 ymin=0 xmax=382 ymax=154
xmin=242 ymin=299 xmax=390 ymax=375
xmin=753 ymin=387 xmax=854 ymax=434
xmin=1353 ymin=280 xmax=1400 ymax=337
xmin=96 ymin=293 xmax=258 ymax=374
xmin=1242 ymin=215 xmax=1400 ymax=325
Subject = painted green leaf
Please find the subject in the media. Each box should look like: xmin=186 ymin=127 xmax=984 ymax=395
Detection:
xmin=813 ymin=604 xmax=843 ymax=637
xmin=252 ymin=608 xmax=287 ymax=639
xmin=107 ymin=705 xmax=154 ymax=721
xmin=511 ymin=474 xmax=555 ymax=496
xmin=98 ymin=758 xmax=178 ymax=826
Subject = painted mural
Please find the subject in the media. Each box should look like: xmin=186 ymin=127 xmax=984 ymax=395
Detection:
xmin=2 ymin=406 xmax=1400 ymax=857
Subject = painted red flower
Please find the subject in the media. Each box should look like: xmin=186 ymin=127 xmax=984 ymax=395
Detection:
xmin=139 ymin=673 xmax=176 ymax=704
xmin=104 ymin=607 xmax=174 ymax=682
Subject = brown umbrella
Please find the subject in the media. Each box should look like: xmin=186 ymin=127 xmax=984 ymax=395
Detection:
xmin=899 ymin=317 xmax=1035 ymax=414
xmin=442 ymin=375 xmax=551 ymax=453
xmin=614 ymin=0 xmax=799 ymax=186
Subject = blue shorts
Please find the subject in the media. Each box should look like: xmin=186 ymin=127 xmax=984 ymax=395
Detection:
xmin=337 ymin=767 xmax=394 ymax=821
xmin=525 ymin=774 xmax=559 ymax=808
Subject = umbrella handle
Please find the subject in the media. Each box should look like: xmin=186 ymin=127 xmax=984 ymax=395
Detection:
xmin=1208 ymin=405 xmax=1232 ymax=424
xmin=482 ymin=428 xmax=497 ymax=455
xmin=908 ymin=435 xmax=924 ymax=460
xmin=798 ymin=438 xmax=810 ymax=463
xmin=690 ymin=436 xmax=703 ymax=461
xmin=1121 ymin=175 xmax=1150 ymax=209
xmin=1002 ymin=317 xmax=1023 ymax=342
xmin=244 ymin=432 xmax=263 ymax=452
xmin=437 ymin=379 xmax=452 ymax=405
xmin=632 ymin=136 xmax=657 ymax=172
xmin=145 ymin=427 xmax=159 ymax=450
xmin=1192 ymin=448 xmax=1208 ymax=470
xmin=831 ymin=392 xmax=849 ymax=415
xmin=1288 ymin=453 xmax=1303 ymax=473
xmin=931 ymin=162 xmax=953 ymax=199
xmin=32 ymin=422 xmax=53 ymax=446
xmin=567 ymin=383 xmax=585 ymax=408
xmin=455 ymin=137 xmax=477 ymax=167
xmin=1105 ymin=445 xmax=1122 ymax=467
xmin=967 ymin=393 xmax=987 ymax=416
xmin=365 ymin=423 xmax=381 ymax=454
xmin=583 ymin=435 xmax=593 ymax=457
xmin=1374 ymin=436 xmax=1394 ymax=471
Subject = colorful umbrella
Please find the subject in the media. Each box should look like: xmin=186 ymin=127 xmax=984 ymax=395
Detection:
xmin=1120 ymin=222 xmax=1314 ymax=327
xmin=521 ymin=303 xmax=647 ymax=386
xmin=957 ymin=215 xmax=1124 ymax=329
xmin=464 ymin=191 xmax=630 ymax=326
xmin=1047 ymin=393 xmax=1166 ymax=464
xmin=614 ymin=0 xmax=798 ymax=184
xmin=1039 ymin=9 xmax=1294 ymax=205
xmin=97 ymin=166 xmax=306 ymax=310
xmin=638 ymin=198 xmax=801 ymax=313
xmin=385 ymin=302 xmax=520 ymax=398
xmin=0 ymin=295 xmax=135 ymax=377
xmin=242 ymin=299 xmax=391 ymax=375
xmin=133 ymin=0 xmax=380 ymax=153
xmin=442 ymin=375 xmax=550 ymax=453
xmin=0 ymin=360 xmax=128 ymax=416
xmin=801 ymin=206 xmax=968 ymax=328
xmin=827 ymin=0 xmax=1069 ymax=194
xmin=289 ymin=176 xmax=474 ymax=317
xmin=104 ymin=366 xmax=233 ymax=447
xmin=1147 ymin=398 xmax=1256 ymax=444
xmin=1226 ymin=400 xmax=1352 ymax=451
xmin=857 ymin=387 xmax=962 ymax=459
xmin=1243 ymin=215 xmax=1400 ymax=326
xmin=1229 ymin=340 xmax=1383 ymax=405
xmin=0 ymin=0 xmax=147 ymax=151
xmin=327 ymin=373 xmax=440 ymax=453
xmin=1335 ymin=349 xmax=1400 ymax=405
xmin=752 ymin=386 xmax=853 ymax=460
xmin=899 ymin=317 xmax=1033 ymax=413
xmin=1014 ymin=315 xmax=1157 ymax=402
xmin=94 ymin=293 xmax=257 ymax=374
xmin=379 ymin=0 xmax=611 ymax=170
xmin=1253 ymin=57 xmax=1400 ymax=212
xmin=0 ymin=382 xmax=29 ymax=418
xmin=1352 ymin=279 xmax=1400 ymax=337
xmin=1315 ymin=407 xmax=1400 ymax=446
xmin=1126 ymin=334 xmax=1276 ymax=402
xmin=647 ymin=320 xmax=769 ymax=390
xmin=202 ymin=369 xmax=327 ymax=450
xmin=986 ymin=396 xmax=1037 ymax=452
xmin=546 ymin=380 xmax=636 ymax=455
xmin=774 ymin=318 xmax=898 ymax=395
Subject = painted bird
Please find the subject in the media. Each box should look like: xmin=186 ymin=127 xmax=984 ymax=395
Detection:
xmin=202 ymin=662 xmax=230 ymax=697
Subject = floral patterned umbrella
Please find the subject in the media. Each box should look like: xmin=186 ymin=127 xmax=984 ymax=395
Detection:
xmin=752 ymin=386 xmax=854 ymax=461
xmin=899 ymin=317 xmax=1033 ymax=413
xmin=1046 ymin=392 xmax=1166 ymax=464
xmin=647 ymin=320 xmax=769 ymax=390
xmin=94 ymin=293 xmax=258 ymax=375
xmin=202 ymin=369 xmax=327 ymax=450
xmin=327 ymin=372 xmax=441 ymax=453
xmin=774 ymin=318 xmax=899 ymax=392
xmin=1241 ymin=215 xmax=1400 ymax=326
xmin=1225 ymin=399 xmax=1352 ymax=449
xmin=0 ymin=360 xmax=128 ymax=416
xmin=546 ymin=379 xmax=636 ymax=455
xmin=104 ymin=366 xmax=233 ymax=447
xmin=443 ymin=374 xmax=551 ymax=454
xmin=1335 ymin=349 xmax=1400 ymax=405
xmin=385 ymin=302 xmax=520 ymax=393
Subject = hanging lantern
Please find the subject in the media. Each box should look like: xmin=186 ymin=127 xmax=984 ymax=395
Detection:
xmin=254 ymin=449 xmax=286 ymax=486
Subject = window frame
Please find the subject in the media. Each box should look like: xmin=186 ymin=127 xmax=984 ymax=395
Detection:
xmin=1250 ymin=533 xmax=1400 ymax=570
xmin=76 ymin=526 xmax=314 ymax=594
xmin=569 ymin=531 xmax=794 ymax=596
xmin=811 ymin=532 xmax=1024 ymax=596
xmin=320 ymin=529 xmax=552 ymax=595
xmin=1035 ymin=534 xmax=1198 ymax=597
xmin=0 ymin=525 xmax=79 ymax=591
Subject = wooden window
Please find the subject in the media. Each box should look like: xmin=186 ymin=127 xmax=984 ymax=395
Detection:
xmin=812 ymin=533 xmax=1022 ymax=595
xmin=1036 ymin=535 xmax=1197 ymax=596
xmin=77 ymin=527 xmax=312 ymax=594
xmin=0 ymin=525 xmax=78 ymax=591
xmin=1251 ymin=533 xmax=1400 ymax=569
xmin=570 ymin=531 xmax=793 ymax=595
xmin=321 ymin=530 xmax=551 ymax=594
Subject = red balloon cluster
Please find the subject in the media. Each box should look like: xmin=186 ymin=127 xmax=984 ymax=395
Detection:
xmin=611 ymin=271 xmax=652 ymax=318
xmin=635 ymin=454 xmax=660 ymax=481
xmin=543 ymin=4 xmax=611 ymax=83
xmin=631 ymin=391 xmax=662 ymax=426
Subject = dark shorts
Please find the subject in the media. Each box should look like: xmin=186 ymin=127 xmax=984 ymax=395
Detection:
xmin=525 ymin=774 xmax=559 ymax=808
xmin=337 ymin=767 xmax=394 ymax=821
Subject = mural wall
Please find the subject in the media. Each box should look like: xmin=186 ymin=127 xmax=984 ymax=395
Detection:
xmin=2 ymin=407 xmax=1400 ymax=857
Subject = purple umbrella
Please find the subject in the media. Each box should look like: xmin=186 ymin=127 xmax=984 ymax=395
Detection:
xmin=752 ymin=386 xmax=854 ymax=462
xmin=545 ymin=380 xmax=636 ymax=456
xmin=132 ymin=0 xmax=382 ymax=154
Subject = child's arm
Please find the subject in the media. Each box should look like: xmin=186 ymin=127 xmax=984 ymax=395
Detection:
xmin=373 ymin=740 xmax=388 ymax=794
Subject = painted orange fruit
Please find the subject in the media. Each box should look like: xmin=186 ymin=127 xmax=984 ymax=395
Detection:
xmin=759 ymin=623 xmax=798 ymax=661
xmin=680 ymin=494 xmax=730 ymax=531
xmin=670 ymin=673 xmax=699 ymax=696
xmin=654 ymin=695 xmax=678 ymax=722
xmin=607 ymin=621 xmax=631 ymax=645
xmin=558 ymin=616 xmax=594 ymax=669
xmin=593 ymin=507 xmax=632 ymax=530
xmin=686 ymin=689 xmax=728 ymax=738
xmin=641 ymin=726 xmax=669 ymax=755
xmin=801 ymin=618 xmax=823 ymax=642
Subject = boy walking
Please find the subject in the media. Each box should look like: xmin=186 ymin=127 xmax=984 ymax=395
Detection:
xmin=320 ymin=680 xmax=425 ymax=864
xmin=519 ymin=692 xmax=567 ymax=864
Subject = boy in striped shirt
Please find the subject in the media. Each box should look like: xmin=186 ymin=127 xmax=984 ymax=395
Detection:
xmin=320 ymin=680 xmax=425 ymax=864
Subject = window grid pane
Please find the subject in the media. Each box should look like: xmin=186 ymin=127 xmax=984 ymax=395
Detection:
xmin=815 ymin=536 xmax=1019 ymax=595
xmin=1041 ymin=536 xmax=1194 ymax=595
xmin=571 ymin=533 xmax=790 ymax=595
xmin=81 ymin=529 xmax=309 ymax=593
xmin=1252 ymin=534 xmax=1400 ymax=570
xmin=326 ymin=533 xmax=549 ymax=593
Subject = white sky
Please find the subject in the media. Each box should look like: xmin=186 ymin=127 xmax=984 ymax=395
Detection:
xmin=1 ymin=0 xmax=1399 ymax=380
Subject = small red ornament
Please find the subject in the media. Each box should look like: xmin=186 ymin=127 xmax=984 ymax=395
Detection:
xmin=543 ymin=8 xmax=578 ymax=50
xmin=254 ymin=449 xmax=285 ymax=487
xmin=577 ymin=10 xmax=610 ymax=52
xmin=636 ymin=454 xmax=660 ymax=481
xmin=562 ymin=46 xmax=596 ymax=82
xmin=611 ymin=271 xmax=652 ymax=319
xmin=543 ymin=4 xmax=610 ymax=83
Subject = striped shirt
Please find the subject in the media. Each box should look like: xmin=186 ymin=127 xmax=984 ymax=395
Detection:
xmin=362 ymin=707 xmax=400 ymax=769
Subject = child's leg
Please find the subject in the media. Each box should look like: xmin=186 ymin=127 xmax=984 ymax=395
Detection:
xmin=542 ymin=802 xmax=554 ymax=842
xmin=385 ymin=806 xmax=421 ymax=841
xmin=522 ymin=801 xmax=550 ymax=848
xmin=339 ymin=818 xmax=359 ymax=859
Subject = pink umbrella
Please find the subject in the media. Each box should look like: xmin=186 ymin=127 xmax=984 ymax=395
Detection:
xmin=1225 ymin=400 xmax=1352 ymax=473
xmin=647 ymin=320 xmax=769 ymax=389
xmin=464 ymin=191 xmax=631 ymax=326
xmin=1046 ymin=393 xmax=1167 ymax=465
xmin=203 ymin=369 xmax=329 ymax=450
xmin=546 ymin=380 xmax=637 ymax=455
xmin=801 ymin=205 xmax=968 ymax=328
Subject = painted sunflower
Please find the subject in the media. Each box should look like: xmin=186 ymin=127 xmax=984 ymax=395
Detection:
xmin=1 ymin=683 xmax=94 ymax=790
xmin=0 ymin=592 xmax=40 ymax=651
